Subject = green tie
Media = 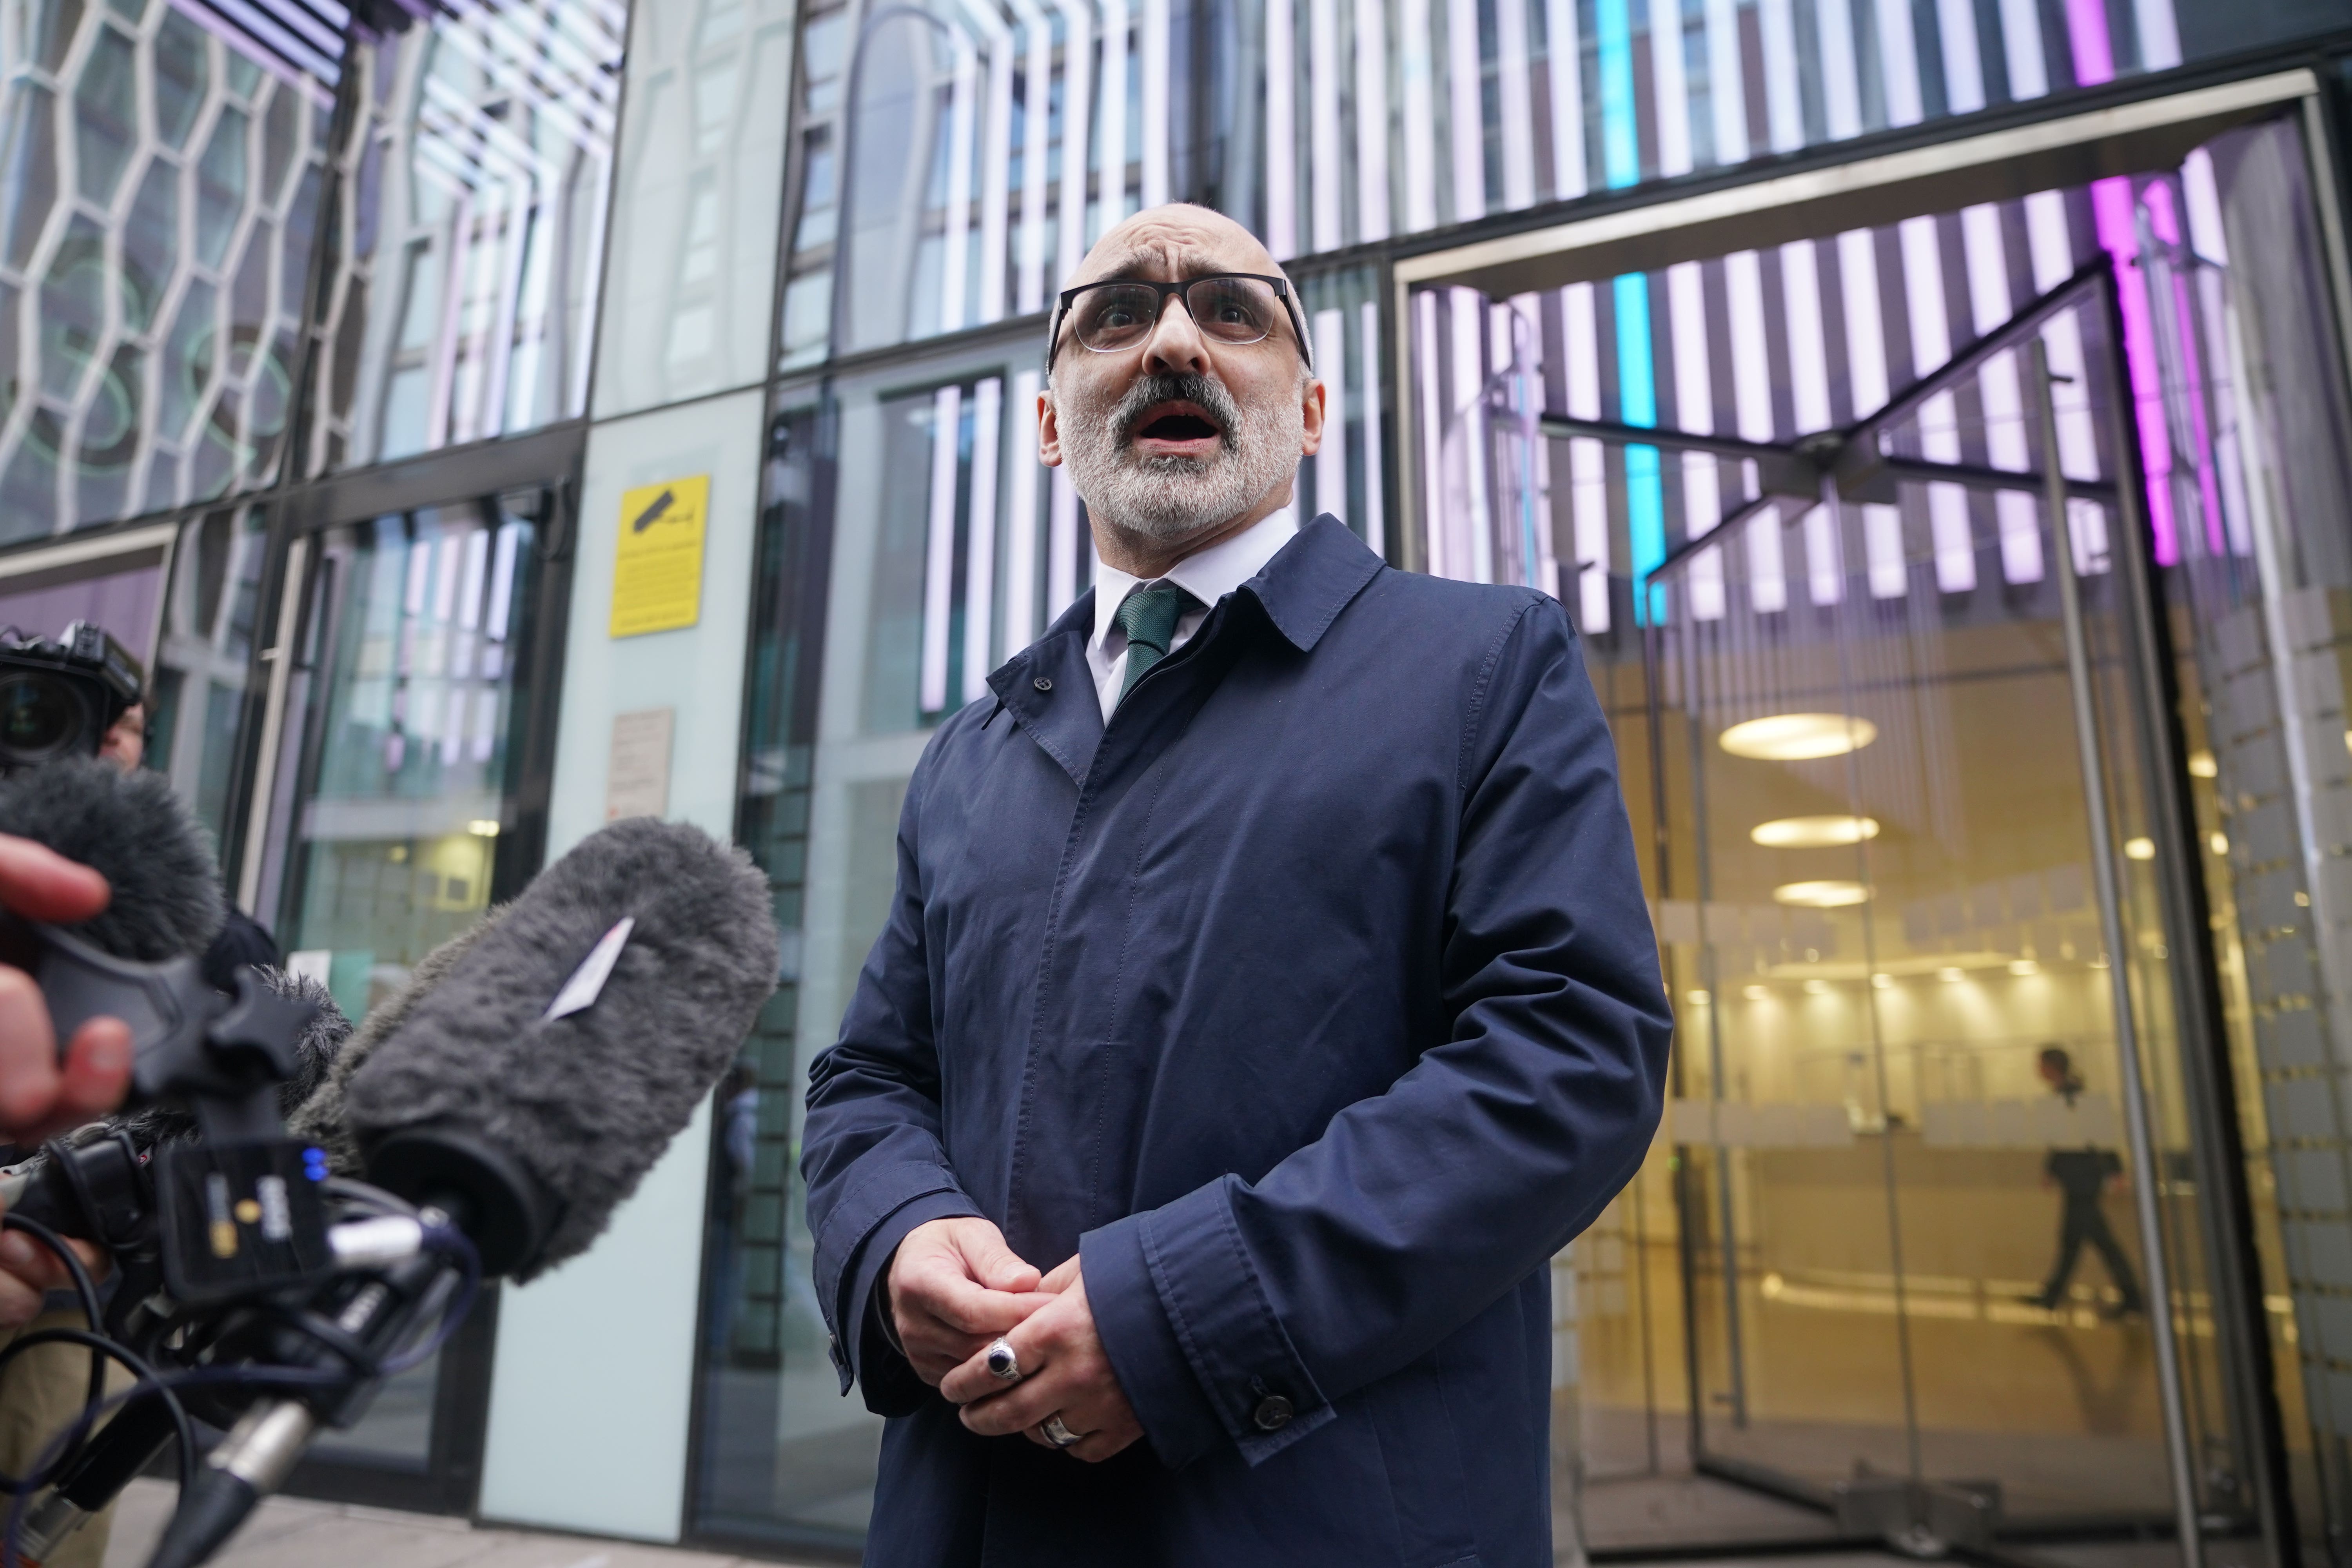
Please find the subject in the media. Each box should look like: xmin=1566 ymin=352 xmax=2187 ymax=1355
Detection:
xmin=1115 ymin=581 xmax=1203 ymax=702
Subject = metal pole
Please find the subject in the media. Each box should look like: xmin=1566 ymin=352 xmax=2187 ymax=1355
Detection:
xmin=2030 ymin=334 xmax=2205 ymax=1568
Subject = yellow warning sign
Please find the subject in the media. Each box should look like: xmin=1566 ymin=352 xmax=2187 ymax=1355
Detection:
xmin=610 ymin=474 xmax=709 ymax=637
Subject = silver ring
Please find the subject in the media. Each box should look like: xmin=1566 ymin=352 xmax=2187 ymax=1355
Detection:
xmin=984 ymin=1337 xmax=1022 ymax=1382
xmin=1042 ymin=1414 xmax=1083 ymax=1448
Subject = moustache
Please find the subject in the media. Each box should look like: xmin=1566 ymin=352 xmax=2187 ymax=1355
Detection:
xmin=1109 ymin=374 xmax=1244 ymax=447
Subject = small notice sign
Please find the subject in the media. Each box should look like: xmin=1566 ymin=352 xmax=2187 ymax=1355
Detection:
xmin=606 ymin=707 xmax=675 ymax=821
xmin=610 ymin=474 xmax=709 ymax=637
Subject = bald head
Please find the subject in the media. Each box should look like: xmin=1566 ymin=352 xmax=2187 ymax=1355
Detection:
xmin=1071 ymin=203 xmax=1290 ymax=291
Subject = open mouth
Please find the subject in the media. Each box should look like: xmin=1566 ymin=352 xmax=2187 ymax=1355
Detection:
xmin=1131 ymin=402 xmax=1223 ymax=445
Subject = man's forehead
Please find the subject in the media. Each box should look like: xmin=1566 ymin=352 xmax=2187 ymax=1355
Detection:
xmin=1073 ymin=208 xmax=1280 ymax=285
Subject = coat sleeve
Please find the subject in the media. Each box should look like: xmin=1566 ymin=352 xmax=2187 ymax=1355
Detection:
xmin=800 ymin=748 xmax=984 ymax=1415
xmin=1082 ymin=594 xmax=1673 ymax=1468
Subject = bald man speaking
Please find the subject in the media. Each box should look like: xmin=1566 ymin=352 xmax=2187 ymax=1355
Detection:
xmin=801 ymin=205 xmax=1671 ymax=1564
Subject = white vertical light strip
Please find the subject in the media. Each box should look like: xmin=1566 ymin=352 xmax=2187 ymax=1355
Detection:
xmin=1935 ymin=0 xmax=1985 ymax=114
xmin=1010 ymin=0 xmax=1054 ymax=312
xmin=1898 ymin=215 xmax=1975 ymax=592
xmin=1781 ymin=239 xmax=1843 ymax=605
xmin=1495 ymin=0 xmax=1536 ymax=209
xmin=1456 ymin=289 xmax=1495 ymax=582
xmin=1544 ymin=0 xmax=1586 ymax=198
xmin=1873 ymin=0 xmax=1923 ymax=127
xmin=1998 ymin=0 xmax=2047 ymax=99
xmin=1649 ymin=0 xmax=1693 ymax=178
xmin=1667 ymin=260 xmax=1722 ymax=618
xmin=2182 ymin=151 xmax=2227 ymax=260
xmin=2134 ymin=0 xmax=2180 ymax=70
xmin=922 ymin=385 xmax=965 ymax=714
xmin=1315 ymin=307 xmax=1349 ymax=523
xmin=1354 ymin=0 xmax=1392 ymax=239
xmin=1055 ymin=0 xmax=1093 ymax=288
xmin=941 ymin=42 xmax=981 ymax=332
xmin=1959 ymin=202 xmax=2040 ymax=583
xmin=1098 ymin=0 xmax=1132 ymax=232
xmin=1724 ymin=250 xmax=1786 ymax=612
xmin=1310 ymin=0 xmax=1344 ymax=249
xmin=1816 ymin=0 xmax=1863 ymax=140
xmin=1359 ymin=298 xmax=1387 ymax=557
xmin=1445 ymin=0 xmax=1486 ymax=222
xmin=1418 ymin=290 xmax=1447 ymax=573
xmin=1704 ymin=0 xmax=1748 ymax=167
xmin=1267 ymin=0 xmax=1299 ymax=257
xmin=1401 ymin=0 xmax=1440 ymax=230
xmin=964 ymin=377 xmax=1004 ymax=701
xmin=1049 ymin=468 xmax=1081 ymax=617
xmin=1004 ymin=371 xmax=1043 ymax=657
xmin=2024 ymin=188 xmax=2104 ymax=570
xmin=1564 ymin=281 xmax=1610 ymax=631
xmin=1141 ymin=0 xmax=1171 ymax=205
xmin=1757 ymin=0 xmax=1804 ymax=153
xmin=967 ymin=0 xmax=1017 ymax=323
xmin=1836 ymin=229 xmax=1904 ymax=598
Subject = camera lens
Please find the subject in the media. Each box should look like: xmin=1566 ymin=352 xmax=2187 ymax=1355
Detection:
xmin=0 ymin=673 xmax=80 ymax=758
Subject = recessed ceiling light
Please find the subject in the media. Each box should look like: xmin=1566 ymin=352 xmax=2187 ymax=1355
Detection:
xmin=1686 ymin=989 xmax=1711 ymax=1007
xmin=1872 ymin=973 xmax=1893 ymax=988
xmin=467 ymin=819 xmax=501 ymax=837
xmin=2124 ymin=837 xmax=2155 ymax=860
xmin=2209 ymin=832 xmax=2229 ymax=856
xmin=1773 ymin=880 xmax=1871 ymax=908
xmin=1743 ymin=984 xmax=1771 ymax=1001
xmin=1719 ymin=713 xmax=1880 ymax=761
xmin=1751 ymin=815 xmax=1882 ymax=848
xmin=1938 ymin=967 xmax=1964 ymax=982
xmin=2188 ymin=749 xmax=2218 ymax=778
xmin=1803 ymin=978 xmax=1830 ymax=995
xmin=2009 ymin=958 xmax=2039 ymax=976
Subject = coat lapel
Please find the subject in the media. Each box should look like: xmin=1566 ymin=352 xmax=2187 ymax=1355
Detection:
xmin=987 ymin=593 xmax=1102 ymax=787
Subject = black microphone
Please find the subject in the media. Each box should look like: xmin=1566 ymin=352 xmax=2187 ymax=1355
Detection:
xmin=144 ymin=817 xmax=779 ymax=1568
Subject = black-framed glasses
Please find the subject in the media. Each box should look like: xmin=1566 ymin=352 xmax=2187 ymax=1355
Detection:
xmin=1047 ymin=274 xmax=1312 ymax=370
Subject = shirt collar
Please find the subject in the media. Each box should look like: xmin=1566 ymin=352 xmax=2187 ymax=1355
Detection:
xmin=1090 ymin=508 xmax=1300 ymax=653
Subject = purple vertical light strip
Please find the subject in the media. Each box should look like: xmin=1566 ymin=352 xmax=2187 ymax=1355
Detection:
xmin=2067 ymin=0 xmax=2176 ymax=564
xmin=2143 ymin=180 xmax=2225 ymax=557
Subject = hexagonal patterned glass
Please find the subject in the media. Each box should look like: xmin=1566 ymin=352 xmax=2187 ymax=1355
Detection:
xmin=0 ymin=1 xmax=331 ymax=539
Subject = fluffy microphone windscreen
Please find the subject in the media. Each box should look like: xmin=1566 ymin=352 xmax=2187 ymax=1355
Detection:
xmin=285 ymin=905 xmax=512 ymax=1174
xmin=340 ymin=818 xmax=777 ymax=1279
xmin=111 ymin=969 xmax=351 ymax=1150
xmin=0 ymin=758 xmax=223 ymax=959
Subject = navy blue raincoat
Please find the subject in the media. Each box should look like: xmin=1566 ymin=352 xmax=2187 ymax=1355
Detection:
xmin=802 ymin=516 xmax=1671 ymax=1566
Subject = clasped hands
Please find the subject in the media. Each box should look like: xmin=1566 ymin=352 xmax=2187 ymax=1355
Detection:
xmin=885 ymin=1216 xmax=1144 ymax=1463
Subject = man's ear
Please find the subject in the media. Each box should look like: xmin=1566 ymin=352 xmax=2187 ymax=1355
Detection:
xmin=1038 ymin=386 xmax=1063 ymax=469
xmin=1298 ymin=376 xmax=1329 ymax=458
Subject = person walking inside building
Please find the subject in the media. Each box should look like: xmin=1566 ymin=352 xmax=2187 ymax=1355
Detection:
xmin=2027 ymin=1044 xmax=2146 ymax=1317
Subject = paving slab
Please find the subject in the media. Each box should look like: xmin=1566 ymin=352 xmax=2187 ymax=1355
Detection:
xmin=98 ymin=1480 xmax=814 ymax=1568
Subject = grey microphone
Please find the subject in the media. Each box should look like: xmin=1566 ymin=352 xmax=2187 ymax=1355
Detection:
xmin=147 ymin=817 xmax=778 ymax=1568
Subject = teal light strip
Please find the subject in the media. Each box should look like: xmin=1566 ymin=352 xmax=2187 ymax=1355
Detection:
xmin=1597 ymin=0 xmax=1663 ymax=621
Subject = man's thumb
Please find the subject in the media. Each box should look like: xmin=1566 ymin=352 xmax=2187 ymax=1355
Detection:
xmin=961 ymin=1226 xmax=1042 ymax=1293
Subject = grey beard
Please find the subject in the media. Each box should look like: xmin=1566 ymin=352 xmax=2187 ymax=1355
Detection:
xmin=1058 ymin=373 xmax=1304 ymax=544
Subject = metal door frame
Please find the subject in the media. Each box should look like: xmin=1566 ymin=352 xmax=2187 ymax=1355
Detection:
xmin=1581 ymin=258 xmax=2288 ymax=1566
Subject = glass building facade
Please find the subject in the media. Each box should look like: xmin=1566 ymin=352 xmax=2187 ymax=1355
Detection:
xmin=6 ymin=0 xmax=2352 ymax=1559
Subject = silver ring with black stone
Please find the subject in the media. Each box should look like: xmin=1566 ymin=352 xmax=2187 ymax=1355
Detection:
xmin=1042 ymin=1414 xmax=1083 ymax=1448
xmin=984 ymin=1336 xmax=1022 ymax=1383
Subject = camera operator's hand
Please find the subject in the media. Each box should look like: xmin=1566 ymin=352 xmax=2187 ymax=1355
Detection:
xmin=0 ymin=835 xmax=129 ymax=1144
xmin=0 ymin=835 xmax=127 ymax=1329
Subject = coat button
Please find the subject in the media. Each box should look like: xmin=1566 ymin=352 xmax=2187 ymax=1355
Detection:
xmin=1034 ymin=676 xmax=1053 ymax=691
xmin=1252 ymin=1395 xmax=1294 ymax=1432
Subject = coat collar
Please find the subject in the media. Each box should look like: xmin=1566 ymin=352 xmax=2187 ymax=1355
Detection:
xmin=1239 ymin=513 xmax=1386 ymax=652
xmin=983 ymin=515 xmax=1385 ymax=785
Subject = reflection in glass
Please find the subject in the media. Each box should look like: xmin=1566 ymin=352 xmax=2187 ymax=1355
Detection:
xmin=305 ymin=2 xmax=623 ymax=474
xmin=0 ymin=4 xmax=327 ymax=536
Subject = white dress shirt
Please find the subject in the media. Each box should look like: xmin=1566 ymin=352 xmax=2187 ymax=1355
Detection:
xmin=1085 ymin=510 xmax=1299 ymax=720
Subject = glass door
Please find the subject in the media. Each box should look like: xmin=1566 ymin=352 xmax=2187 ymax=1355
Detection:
xmin=238 ymin=465 xmax=573 ymax=1511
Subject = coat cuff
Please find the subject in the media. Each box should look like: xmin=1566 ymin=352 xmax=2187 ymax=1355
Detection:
xmin=831 ymin=1186 xmax=984 ymax=1407
xmin=1084 ymin=1181 xmax=1333 ymax=1468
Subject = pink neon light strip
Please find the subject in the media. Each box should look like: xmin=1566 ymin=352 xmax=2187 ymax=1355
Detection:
xmin=2067 ymin=0 xmax=2177 ymax=564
